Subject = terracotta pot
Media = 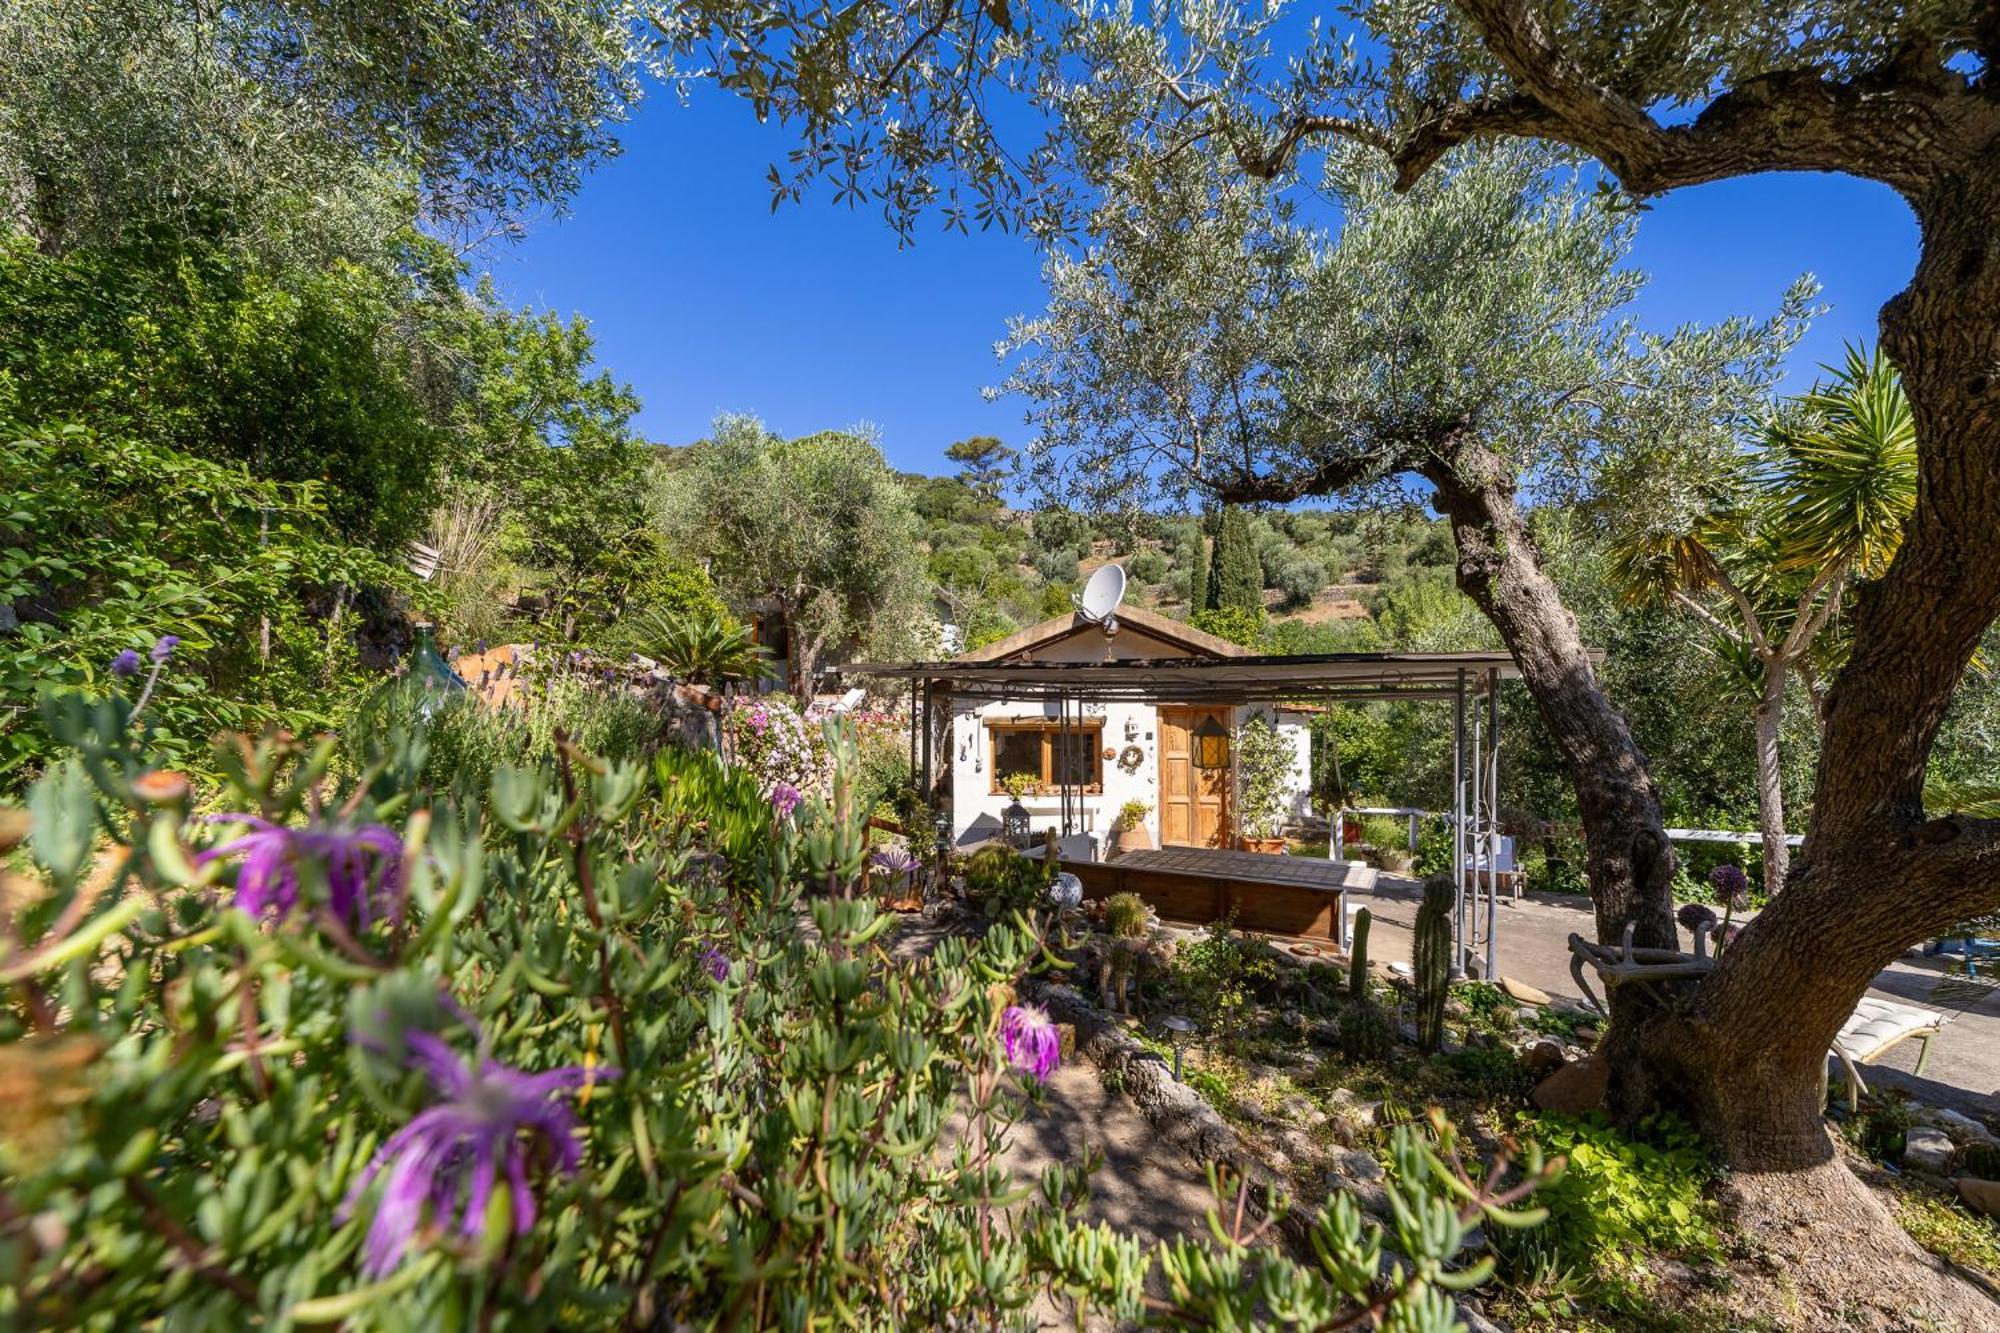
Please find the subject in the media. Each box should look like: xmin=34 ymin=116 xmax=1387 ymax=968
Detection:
xmin=1111 ymin=824 xmax=1153 ymax=857
xmin=1379 ymin=849 xmax=1415 ymax=874
xmin=1238 ymin=835 xmax=1287 ymax=855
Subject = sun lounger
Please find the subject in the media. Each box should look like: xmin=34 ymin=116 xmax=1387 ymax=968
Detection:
xmin=1825 ymin=995 xmax=1946 ymax=1111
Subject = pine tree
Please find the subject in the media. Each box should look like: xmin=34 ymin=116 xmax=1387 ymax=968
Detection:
xmin=1213 ymin=505 xmax=1262 ymax=612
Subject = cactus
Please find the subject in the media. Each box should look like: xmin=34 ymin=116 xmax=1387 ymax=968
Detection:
xmin=1347 ymin=907 xmax=1372 ymax=998
xmin=1336 ymin=993 xmax=1395 ymax=1062
xmin=1413 ymin=874 xmax=1454 ymax=1052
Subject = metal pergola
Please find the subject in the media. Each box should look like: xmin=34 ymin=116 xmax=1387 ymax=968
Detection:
xmin=845 ymin=648 xmax=1565 ymax=979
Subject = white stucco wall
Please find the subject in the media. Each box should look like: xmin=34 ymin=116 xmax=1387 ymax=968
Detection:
xmin=949 ymin=698 xmax=1315 ymax=854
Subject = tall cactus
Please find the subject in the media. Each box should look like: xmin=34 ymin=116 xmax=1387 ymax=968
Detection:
xmin=1413 ymin=875 xmax=1454 ymax=1052
xmin=1347 ymin=907 xmax=1372 ymax=998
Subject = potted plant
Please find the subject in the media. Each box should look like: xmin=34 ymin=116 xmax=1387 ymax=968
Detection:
xmin=999 ymin=771 xmax=1035 ymax=846
xmin=1234 ymin=716 xmax=1297 ymax=854
xmin=1361 ymin=814 xmax=1415 ymax=874
xmin=1110 ymin=798 xmax=1152 ymax=857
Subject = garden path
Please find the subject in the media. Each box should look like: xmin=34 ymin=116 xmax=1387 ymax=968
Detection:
xmin=885 ymin=917 xmax=1227 ymax=1330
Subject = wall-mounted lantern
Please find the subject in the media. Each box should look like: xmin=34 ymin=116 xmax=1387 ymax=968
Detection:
xmin=1194 ymin=716 xmax=1231 ymax=770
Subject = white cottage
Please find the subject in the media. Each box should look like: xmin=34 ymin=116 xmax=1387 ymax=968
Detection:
xmin=943 ymin=606 xmax=1313 ymax=854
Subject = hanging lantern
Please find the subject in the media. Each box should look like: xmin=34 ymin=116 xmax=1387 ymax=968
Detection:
xmin=1002 ymin=800 xmax=1032 ymax=847
xmin=1194 ymin=716 xmax=1231 ymax=770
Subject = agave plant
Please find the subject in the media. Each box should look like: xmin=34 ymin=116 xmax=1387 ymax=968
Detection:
xmin=618 ymin=606 xmax=772 ymax=685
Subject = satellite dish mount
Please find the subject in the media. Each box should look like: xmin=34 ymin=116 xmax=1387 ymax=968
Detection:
xmin=1075 ymin=563 xmax=1127 ymax=637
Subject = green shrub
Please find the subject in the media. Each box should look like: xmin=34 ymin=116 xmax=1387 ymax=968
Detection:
xmin=1102 ymin=891 xmax=1152 ymax=938
xmin=1359 ymin=814 xmax=1407 ymax=852
xmin=1500 ymin=1113 xmax=1721 ymax=1277
xmin=1126 ymin=549 xmax=1169 ymax=585
xmin=1414 ymin=816 xmax=1456 ymax=876
xmin=347 ymin=673 xmax=660 ymax=797
xmin=1170 ymin=914 xmax=1275 ymax=1037
xmin=961 ymin=844 xmax=1050 ymax=919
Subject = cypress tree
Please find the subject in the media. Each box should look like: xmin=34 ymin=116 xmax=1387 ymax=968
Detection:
xmin=1213 ymin=505 xmax=1262 ymax=612
xmin=1187 ymin=518 xmax=1211 ymax=612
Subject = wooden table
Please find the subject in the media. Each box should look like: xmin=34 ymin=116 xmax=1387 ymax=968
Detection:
xmin=1062 ymin=848 xmax=1377 ymax=946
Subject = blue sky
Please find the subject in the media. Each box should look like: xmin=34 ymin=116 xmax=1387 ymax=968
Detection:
xmin=496 ymin=89 xmax=1920 ymax=477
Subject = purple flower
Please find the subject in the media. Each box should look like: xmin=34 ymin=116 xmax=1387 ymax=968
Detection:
xmin=1708 ymin=863 xmax=1751 ymax=910
xmin=339 ymin=1032 xmax=616 ymax=1276
xmin=150 ymin=634 xmax=180 ymax=664
xmin=870 ymin=846 xmax=918 ymax=876
xmin=769 ymin=782 xmax=803 ymax=821
xmin=699 ymin=944 xmax=730 ymax=982
xmin=1001 ymin=1003 xmax=1060 ymax=1080
xmin=748 ymin=704 xmax=770 ymax=735
xmin=1676 ymin=903 xmax=1718 ymax=937
xmin=110 ymin=648 xmax=142 ymax=678
xmin=198 ymin=817 xmax=405 ymax=927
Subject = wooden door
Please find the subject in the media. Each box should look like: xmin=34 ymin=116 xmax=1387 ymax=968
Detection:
xmin=1157 ymin=707 xmax=1231 ymax=848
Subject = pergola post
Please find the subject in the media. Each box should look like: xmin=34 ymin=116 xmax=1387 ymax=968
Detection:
xmin=1452 ymin=669 xmax=1468 ymax=979
xmin=1484 ymin=667 xmax=1501 ymax=982
xmin=919 ymin=677 xmax=933 ymax=806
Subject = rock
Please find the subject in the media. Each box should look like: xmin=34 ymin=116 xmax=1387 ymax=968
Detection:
xmin=1573 ymin=1024 xmax=1601 ymax=1046
xmin=1326 ymin=1149 xmax=1390 ymax=1216
xmin=1930 ymin=1108 xmax=1999 ymax=1145
xmin=1524 ymin=1040 xmax=1567 ymax=1074
xmin=1904 ymin=1126 xmax=1956 ymax=1173
xmin=1055 ymin=1023 xmax=1078 ymax=1060
xmin=1500 ymin=976 xmax=1551 ymax=1006
xmin=1277 ymin=1128 xmax=1319 ymax=1163
xmin=1280 ymin=1096 xmax=1330 ymax=1130
xmin=1531 ymin=1054 xmax=1609 ymax=1115
xmin=1956 ymin=1178 xmax=2000 ymax=1217
xmin=1548 ymin=995 xmax=1597 ymax=1017
xmin=1514 ymin=1006 xmax=1540 ymax=1026
xmin=1456 ymin=1299 xmax=1507 ymax=1333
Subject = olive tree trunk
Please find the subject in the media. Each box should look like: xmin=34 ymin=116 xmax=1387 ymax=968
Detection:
xmin=1421 ymin=187 xmax=2000 ymax=1187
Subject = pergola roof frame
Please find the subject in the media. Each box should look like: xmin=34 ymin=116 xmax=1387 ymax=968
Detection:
xmin=844 ymin=649 xmax=1551 ymax=707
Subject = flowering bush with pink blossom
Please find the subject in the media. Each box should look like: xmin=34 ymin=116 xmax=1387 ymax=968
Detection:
xmin=0 ymin=668 xmax=1552 ymax=1328
xmin=723 ymin=693 xmax=822 ymax=796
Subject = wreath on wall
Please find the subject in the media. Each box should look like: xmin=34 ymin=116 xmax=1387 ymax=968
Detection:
xmin=1116 ymin=744 xmax=1146 ymax=773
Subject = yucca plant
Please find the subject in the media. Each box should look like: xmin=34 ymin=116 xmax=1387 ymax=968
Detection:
xmin=1609 ymin=344 xmax=1916 ymax=894
xmin=617 ymin=605 xmax=773 ymax=685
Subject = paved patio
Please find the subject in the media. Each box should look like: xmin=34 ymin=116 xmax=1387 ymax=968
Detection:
xmin=1351 ymin=875 xmax=2000 ymax=1119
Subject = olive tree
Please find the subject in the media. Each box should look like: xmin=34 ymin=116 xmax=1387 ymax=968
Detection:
xmin=653 ymin=416 xmax=931 ymax=699
xmin=661 ymin=5 xmax=2000 ymax=1309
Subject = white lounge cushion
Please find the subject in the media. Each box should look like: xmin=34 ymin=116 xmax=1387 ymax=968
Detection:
xmin=1835 ymin=996 xmax=1943 ymax=1064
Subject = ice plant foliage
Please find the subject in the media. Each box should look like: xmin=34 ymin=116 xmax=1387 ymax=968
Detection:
xmin=1001 ymin=1003 xmax=1061 ymax=1079
xmin=0 ymin=689 xmax=1551 ymax=1328
xmin=198 ymin=815 xmax=405 ymax=926
xmin=342 ymin=1032 xmax=615 ymax=1276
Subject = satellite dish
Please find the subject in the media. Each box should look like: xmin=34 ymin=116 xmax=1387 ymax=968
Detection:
xmin=1076 ymin=563 xmax=1127 ymax=634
